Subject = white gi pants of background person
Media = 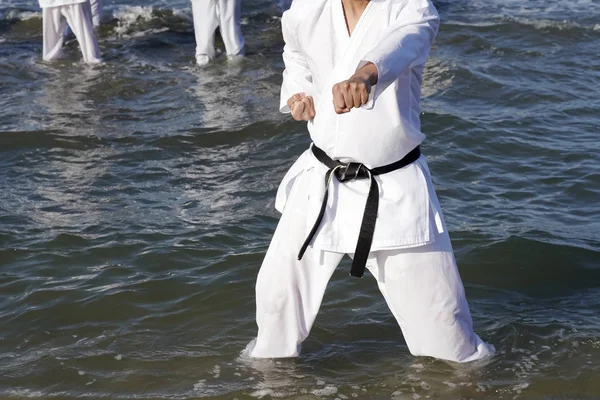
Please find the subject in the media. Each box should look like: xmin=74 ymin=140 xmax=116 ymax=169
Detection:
xmin=191 ymin=0 xmax=245 ymax=65
xmin=249 ymin=170 xmax=494 ymax=363
xmin=42 ymin=2 xmax=101 ymax=63
xmin=63 ymin=0 xmax=100 ymax=43
xmin=90 ymin=0 xmax=102 ymax=27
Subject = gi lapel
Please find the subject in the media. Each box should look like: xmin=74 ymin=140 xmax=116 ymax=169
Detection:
xmin=310 ymin=0 xmax=379 ymax=151
xmin=329 ymin=0 xmax=378 ymax=82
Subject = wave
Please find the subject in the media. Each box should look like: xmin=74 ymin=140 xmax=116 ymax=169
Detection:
xmin=2 ymin=9 xmax=41 ymax=21
xmin=444 ymin=16 xmax=600 ymax=38
xmin=0 ymin=4 xmax=266 ymax=40
xmin=459 ymin=235 xmax=600 ymax=297
xmin=0 ymin=5 xmax=192 ymax=37
xmin=110 ymin=5 xmax=194 ymax=38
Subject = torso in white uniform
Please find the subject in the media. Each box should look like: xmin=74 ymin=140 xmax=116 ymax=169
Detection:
xmin=277 ymin=0 xmax=444 ymax=253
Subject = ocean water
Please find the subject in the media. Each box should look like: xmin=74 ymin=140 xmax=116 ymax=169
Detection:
xmin=1 ymin=0 xmax=599 ymax=399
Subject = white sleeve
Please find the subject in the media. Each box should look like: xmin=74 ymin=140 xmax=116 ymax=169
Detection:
xmin=279 ymin=11 xmax=314 ymax=114
xmin=358 ymin=0 xmax=439 ymax=108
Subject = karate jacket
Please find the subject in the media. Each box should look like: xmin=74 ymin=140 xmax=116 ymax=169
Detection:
xmin=276 ymin=0 xmax=446 ymax=253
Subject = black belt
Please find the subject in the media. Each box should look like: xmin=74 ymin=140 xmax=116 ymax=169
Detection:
xmin=297 ymin=144 xmax=421 ymax=278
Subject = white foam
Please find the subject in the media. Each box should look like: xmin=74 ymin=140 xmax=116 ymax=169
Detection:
xmin=5 ymin=389 xmax=45 ymax=398
xmin=311 ymin=386 xmax=338 ymax=396
xmin=5 ymin=10 xmax=41 ymax=21
xmin=112 ymin=5 xmax=165 ymax=38
xmin=249 ymin=388 xmax=290 ymax=398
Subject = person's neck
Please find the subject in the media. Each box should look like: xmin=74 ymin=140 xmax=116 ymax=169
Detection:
xmin=341 ymin=0 xmax=370 ymax=16
xmin=341 ymin=0 xmax=370 ymax=36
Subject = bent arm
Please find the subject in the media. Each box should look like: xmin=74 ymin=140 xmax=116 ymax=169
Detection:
xmin=280 ymin=12 xmax=314 ymax=113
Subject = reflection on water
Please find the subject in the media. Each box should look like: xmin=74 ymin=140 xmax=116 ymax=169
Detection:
xmin=0 ymin=0 xmax=599 ymax=398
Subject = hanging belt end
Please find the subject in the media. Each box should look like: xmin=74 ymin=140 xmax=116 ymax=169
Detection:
xmin=349 ymin=271 xmax=365 ymax=279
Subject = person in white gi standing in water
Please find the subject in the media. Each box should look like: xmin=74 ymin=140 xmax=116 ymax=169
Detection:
xmin=39 ymin=0 xmax=101 ymax=63
xmin=249 ymin=0 xmax=495 ymax=363
xmin=191 ymin=0 xmax=245 ymax=65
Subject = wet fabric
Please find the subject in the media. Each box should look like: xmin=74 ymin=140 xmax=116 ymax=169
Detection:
xmin=41 ymin=2 xmax=101 ymax=64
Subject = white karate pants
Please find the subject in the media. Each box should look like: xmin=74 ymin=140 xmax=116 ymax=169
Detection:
xmin=42 ymin=3 xmax=101 ymax=64
xmin=250 ymin=182 xmax=494 ymax=363
xmin=90 ymin=0 xmax=102 ymax=27
xmin=191 ymin=0 xmax=245 ymax=65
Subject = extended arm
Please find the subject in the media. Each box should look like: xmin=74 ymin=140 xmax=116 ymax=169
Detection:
xmin=332 ymin=0 xmax=440 ymax=113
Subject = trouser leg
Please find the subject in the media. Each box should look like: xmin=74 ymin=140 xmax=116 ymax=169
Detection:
xmin=191 ymin=0 xmax=219 ymax=65
xmin=90 ymin=0 xmax=102 ymax=27
xmin=250 ymin=189 xmax=343 ymax=357
xmin=42 ymin=7 xmax=67 ymax=61
xmin=217 ymin=0 xmax=245 ymax=57
xmin=62 ymin=3 xmax=102 ymax=63
xmin=365 ymin=229 xmax=495 ymax=363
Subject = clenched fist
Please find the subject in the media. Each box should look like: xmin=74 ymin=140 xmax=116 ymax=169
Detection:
xmin=287 ymin=93 xmax=316 ymax=121
xmin=332 ymin=62 xmax=379 ymax=114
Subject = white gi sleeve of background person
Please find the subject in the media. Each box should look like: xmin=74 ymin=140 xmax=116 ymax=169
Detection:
xmin=358 ymin=0 xmax=440 ymax=109
xmin=279 ymin=10 xmax=314 ymax=113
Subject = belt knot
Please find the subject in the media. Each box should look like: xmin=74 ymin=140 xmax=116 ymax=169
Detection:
xmin=298 ymin=144 xmax=422 ymax=278
xmin=335 ymin=162 xmax=369 ymax=182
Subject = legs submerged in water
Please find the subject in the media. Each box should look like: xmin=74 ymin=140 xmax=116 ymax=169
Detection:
xmin=250 ymin=174 xmax=494 ymax=362
xmin=217 ymin=0 xmax=245 ymax=58
xmin=191 ymin=0 xmax=245 ymax=65
xmin=191 ymin=0 xmax=219 ymax=65
xmin=364 ymin=229 xmax=495 ymax=363
xmin=42 ymin=4 xmax=101 ymax=64
xmin=42 ymin=7 xmax=68 ymax=61
xmin=250 ymin=201 xmax=344 ymax=358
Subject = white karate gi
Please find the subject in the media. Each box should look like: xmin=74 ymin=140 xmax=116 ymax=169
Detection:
xmin=39 ymin=0 xmax=101 ymax=63
xmin=249 ymin=0 xmax=495 ymax=363
xmin=64 ymin=0 xmax=101 ymax=41
xmin=90 ymin=0 xmax=102 ymax=27
xmin=190 ymin=0 xmax=245 ymax=65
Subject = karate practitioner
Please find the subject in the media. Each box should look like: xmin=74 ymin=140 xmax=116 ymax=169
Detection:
xmin=191 ymin=0 xmax=245 ymax=65
xmin=249 ymin=0 xmax=495 ymax=363
xmin=39 ymin=0 xmax=102 ymax=63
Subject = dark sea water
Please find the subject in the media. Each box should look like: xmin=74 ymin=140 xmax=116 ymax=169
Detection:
xmin=1 ymin=0 xmax=599 ymax=399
